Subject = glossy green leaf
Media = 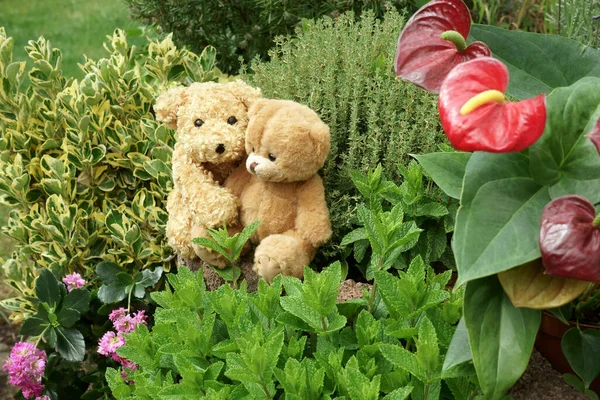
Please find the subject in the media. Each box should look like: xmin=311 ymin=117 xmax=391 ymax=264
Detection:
xmin=55 ymin=326 xmax=86 ymax=362
xmin=19 ymin=316 xmax=48 ymax=336
xmin=465 ymin=276 xmax=541 ymax=400
xmin=412 ymin=152 xmax=471 ymax=199
xmin=469 ymin=24 xmax=600 ymax=100
xmin=561 ymin=328 xmax=600 ymax=389
xmin=36 ymin=269 xmax=61 ymax=308
xmin=529 ymin=77 xmax=600 ymax=203
xmin=62 ymin=288 xmax=91 ymax=314
xmin=442 ymin=318 xmax=473 ymax=378
xmin=136 ymin=267 xmax=163 ymax=288
xmin=96 ymin=261 xmax=124 ymax=284
xmin=57 ymin=307 xmax=80 ymax=328
xmin=454 ymin=152 xmax=550 ymax=286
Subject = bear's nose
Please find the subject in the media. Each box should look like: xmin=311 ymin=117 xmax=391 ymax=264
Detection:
xmin=249 ymin=162 xmax=258 ymax=172
xmin=215 ymin=144 xmax=225 ymax=154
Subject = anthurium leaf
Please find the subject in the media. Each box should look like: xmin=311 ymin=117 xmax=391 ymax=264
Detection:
xmin=442 ymin=318 xmax=473 ymax=378
xmin=561 ymin=328 xmax=600 ymax=389
xmin=412 ymin=152 xmax=471 ymax=199
xmin=36 ymin=269 xmax=61 ymax=308
xmin=498 ymin=259 xmax=589 ymax=309
xmin=469 ymin=24 xmax=600 ymax=100
xmin=55 ymin=326 xmax=86 ymax=362
xmin=464 ymin=275 xmax=541 ymax=400
xmin=454 ymin=152 xmax=550 ymax=286
xmin=529 ymin=77 xmax=600 ymax=203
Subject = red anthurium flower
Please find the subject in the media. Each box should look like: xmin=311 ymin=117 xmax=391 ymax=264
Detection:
xmin=539 ymin=195 xmax=600 ymax=282
xmin=586 ymin=117 xmax=600 ymax=155
xmin=438 ymin=57 xmax=546 ymax=152
xmin=395 ymin=0 xmax=491 ymax=93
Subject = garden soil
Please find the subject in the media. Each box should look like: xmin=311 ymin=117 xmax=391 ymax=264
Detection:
xmin=0 ymin=276 xmax=590 ymax=399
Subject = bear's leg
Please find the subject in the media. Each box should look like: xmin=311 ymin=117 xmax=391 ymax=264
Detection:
xmin=166 ymin=189 xmax=197 ymax=260
xmin=253 ymin=232 xmax=314 ymax=283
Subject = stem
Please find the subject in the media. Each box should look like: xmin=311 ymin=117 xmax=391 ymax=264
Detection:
xmin=127 ymin=286 xmax=134 ymax=313
xmin=593 ymin=213 xmax=600 ymax=227
xmin=441 ymin=30 xmax=467 ymax=51
xmin=320 ymin=315 xmax=328 ymax=332
xmin=368 ymin=282 xmax=378 ymax=313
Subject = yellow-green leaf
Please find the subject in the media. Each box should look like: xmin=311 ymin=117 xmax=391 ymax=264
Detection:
xmin=498 ymin=259 xmax=589 ymax=309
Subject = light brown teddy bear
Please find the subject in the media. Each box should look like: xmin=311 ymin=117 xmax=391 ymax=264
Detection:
xmin=223 ymin=99 xmax=333 ymax=282
xmin=154 ymin=80 xmax=261 ymax=260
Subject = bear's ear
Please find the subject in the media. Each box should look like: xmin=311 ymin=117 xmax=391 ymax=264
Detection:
xmin=154 ymin=86 xmax=188 ymax=128
xmin=225 ymin=79 xmax=262 ymax=110
xmin=309 ymin=119 xmax=331 ymax=163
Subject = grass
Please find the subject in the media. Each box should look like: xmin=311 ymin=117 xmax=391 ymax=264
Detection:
xmin=0 ymin=0 xmax=144 ymax=260
xmin=0 ymin=0 xmax=145 ymax=79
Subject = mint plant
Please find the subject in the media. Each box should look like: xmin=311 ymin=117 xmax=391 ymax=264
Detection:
xmin=106 ymin=261 xmax=479 ymax=399
xmin=191 ymin=221 xmax=260 ymax=289
xmin=341 ymin=163 xmax=454 ymax=282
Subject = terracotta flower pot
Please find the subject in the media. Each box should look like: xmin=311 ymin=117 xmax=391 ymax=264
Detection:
xmin=535 ymin=312 xmax=600 ymax=394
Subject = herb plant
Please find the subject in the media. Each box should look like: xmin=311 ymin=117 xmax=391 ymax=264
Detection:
xmin=246 ymin=10 xmax=448 ymax=254
xmin=107 ymin=262 xmax=477 ymax=399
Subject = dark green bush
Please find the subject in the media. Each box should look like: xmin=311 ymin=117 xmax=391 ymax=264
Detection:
xmin=125 ymin=0 xmax=412 ymax=74
xmin=245 ymin=10 xmax=447 ymax=256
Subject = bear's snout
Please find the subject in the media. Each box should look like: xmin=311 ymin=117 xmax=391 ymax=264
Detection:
xmin=215 ymin=143 xmax=226 ymax=154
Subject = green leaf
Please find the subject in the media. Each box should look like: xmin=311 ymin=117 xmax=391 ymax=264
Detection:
xmin=412 ymin=152 xmax=471 ymax=199
xmin=56 ymin=307 xmax=80 ymax=328
xmin=136 ymin=267 xmax=163 ymax=288
xmin=469 ymin=24 xmax=600 ymax=100
xmin=98 ymin=282 xmax=129 ymax=304
xmin=561 ymin=328 xmax=600 ymax=389
xmin=454 ymin=152 xmax=551 ymax=286
xmin=19 ymin=317 xmax=48 ymax=336
xmin=96 ymin=261 xmax=124 ymax=284
xmin=340 ymin=227 xmax=368 ymax=247
xmin=62 ymin=288 xmax=90 ymax=314
xmin=382 ymin=386 xmax=413 ymax=400
xmin=55 ymin=326 xmax=85 ymax=362
xmin=36 ymin=269 xmax=61 ymax=308
xmin=379 ymin=344 xmax=425 ymax=382
xmin=529 ymin=77 xmax=600 ymax=203
xmin=442 ymin=318 xmax=474 ymax=378
xmin=464 ymin=275 xmax=541 ymax=400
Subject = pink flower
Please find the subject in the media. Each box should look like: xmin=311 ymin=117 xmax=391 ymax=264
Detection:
xmin=2 ymin=342 xmax=46 ymax=399
xmin=35 ymin=395 xmax=51 ymax=400
xmin=108 ymin=307 xmax=128 ymax=324
xmin=97 ymin=332 xmax=125 ymax=357
xmin=111 ymin=309 xmax=147 ymax=334
xmin=62 ymin=272 xmax=86 ymax=292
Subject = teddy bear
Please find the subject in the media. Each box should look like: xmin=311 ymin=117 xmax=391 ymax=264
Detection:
xmin=154 ymin=80 xmax=261 ymax=261
xmin=223 ymin=99 xmax=333 ymax=282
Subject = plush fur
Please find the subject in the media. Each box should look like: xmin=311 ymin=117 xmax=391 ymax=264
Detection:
xmin=155 ymin=80 xmax=262 ymax=260
xmin=224 ymin=99 xmax=332 ymax=282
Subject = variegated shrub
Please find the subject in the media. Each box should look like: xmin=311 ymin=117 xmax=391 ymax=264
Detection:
xmin=0 ymin=28 xmax=220 ymax=322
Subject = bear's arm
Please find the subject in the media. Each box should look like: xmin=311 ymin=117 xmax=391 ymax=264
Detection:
xmin=223 ymin=162 xmax=252 ymax=198
xmin=171 ymin=146 xmax=239 ymax=228
xmin=295 ymin=175 xmax=332 ymax=247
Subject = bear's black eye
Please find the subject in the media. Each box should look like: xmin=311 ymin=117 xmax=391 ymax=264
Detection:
xmin=227 ymin=116 xmax=237 ymax=125
xmin=251 ymin=147 xmax=255 ymax=153
xmin=268 ymin=153 xmax=276 ymax=162
xmin=194 ymin=119 xmax=204 ymax=127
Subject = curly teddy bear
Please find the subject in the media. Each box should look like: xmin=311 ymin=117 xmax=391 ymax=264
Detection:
xmin=154 ymin=80 xmax=261 ymax=260
xmin=223 ymin=99 xmax=332 ymax=282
